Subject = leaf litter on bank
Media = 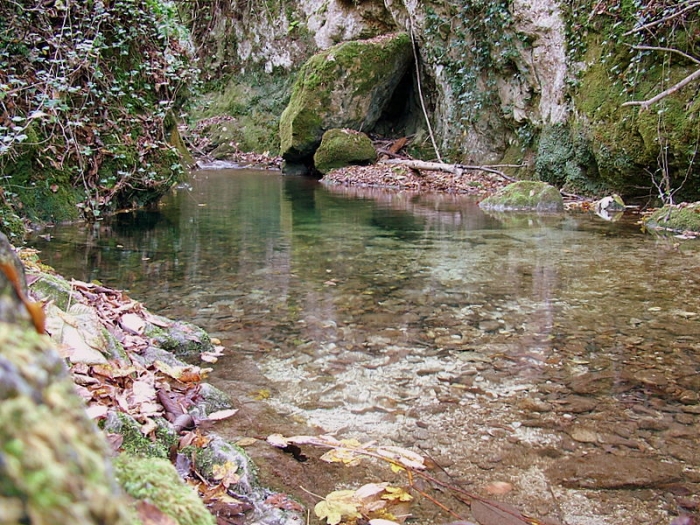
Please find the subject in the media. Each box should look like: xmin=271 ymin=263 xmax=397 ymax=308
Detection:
xmin=20 ymin=260 xmax=273 ymax=523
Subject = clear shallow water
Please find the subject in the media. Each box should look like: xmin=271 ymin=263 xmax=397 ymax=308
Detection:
xmin=28 ymin=169 xmax=700 ymax=524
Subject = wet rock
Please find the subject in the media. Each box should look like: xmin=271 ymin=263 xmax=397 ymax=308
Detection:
xmin=567 ymin=371 xmax=632 ymax=395
xmin=279 ymin=33 xmax=412 ymax=164
xmin=145 ymin=317 xmax=214 ymax=361
xmin=568 ymin=426 xmax=599 ymax=443
xmin=478 ymin=181 xmax=564 ymax=212
xmin=675 ymin=413 xmax=696 ymax=425
xmin=553 ymin=395 xmax=598 ymax=413
xmin=478 ymin=320 xmax=502 ymax=333
xmin=518 ymin=396 xmax=553 ymax=413
xmin=313 ymin=129 xmax=376 ymax=174
xmin=644 ymin=202 xmax=700 ymax=234
xmin=664 ymin=442 xmax=700 ymax=463
xmin=637 ymin=417 xmax=671 ymax=431
xmin=191 ymin=436 xmax=303 ymax=525
xmin=548 ymin=453 xmax=684 ymax=489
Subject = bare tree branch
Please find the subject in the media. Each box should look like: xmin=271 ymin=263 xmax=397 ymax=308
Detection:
xmin=380 ymin=158 xmax=519 ymax=182
xmin=630 ymin=44 xmax=700 ymax=66
xmin=621 ymin=45 xmax=700 ymax=109
xmin=623 ymin=1 xmax=700 ymax=36
xmin=622 ymin=67 xmax=700 ymax=109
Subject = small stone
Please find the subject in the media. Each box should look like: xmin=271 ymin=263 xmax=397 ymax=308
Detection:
xmin=569 ymin=426 xmax=599 ymax=443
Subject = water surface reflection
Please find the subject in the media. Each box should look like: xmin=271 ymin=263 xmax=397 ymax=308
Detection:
xmin=28 ymin=169 xmax=700 ymax=525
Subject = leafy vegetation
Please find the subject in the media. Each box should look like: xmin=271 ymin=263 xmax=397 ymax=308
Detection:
xmin=0 ymin=0 xmax=199 ymax=235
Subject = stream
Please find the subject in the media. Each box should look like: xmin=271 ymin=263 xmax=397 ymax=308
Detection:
xmin=27 ymin=168 xmax=700 ymax=525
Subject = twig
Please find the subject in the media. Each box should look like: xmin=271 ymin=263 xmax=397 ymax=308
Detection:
xmin=623 ymin=1 xmax=700 ymax=36
xmin=629 ymin=45 xmax=700 ymax=66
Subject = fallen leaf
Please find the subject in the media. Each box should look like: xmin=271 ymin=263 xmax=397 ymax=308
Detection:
xmin=267 ymin=434 xmax=289 ymax=448
xmin=235 ymin=437 xmax=257 ymax=447
xmin=315 ymin=490 xmax=361 ymax=525
xmin=207 ymin=408 xmax=239 ymax=421
xmin=85 ymin=404 xmax=109 ymax=419
xmin=120 ymin=312 xmax=146 ymax=334
xmin=382 ymin=486 xmax=413 ymax=502
xmin=212 ymin=461 xmax=241 ymax=488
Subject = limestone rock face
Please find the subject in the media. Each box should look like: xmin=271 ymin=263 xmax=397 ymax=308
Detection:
xmin=279 ymin=33 xmax=412 ymax=164
xmin=314 ymin=128 xmax=377 ymax=174
xmin=479 ymin=181 xmax=564 ymax=212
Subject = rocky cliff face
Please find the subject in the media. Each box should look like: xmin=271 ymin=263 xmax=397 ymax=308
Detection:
xmin=185 ymin=0 xmax=700 ymax=199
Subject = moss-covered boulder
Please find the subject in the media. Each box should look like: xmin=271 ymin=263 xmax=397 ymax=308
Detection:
xmin=114 ymin=454 xmax=215 ymax=525
xmin=279 ymin=33 xmax=412 ymax=166
xmin=0 ymin=325 xmax=130 ymax=525
xmin=479 ymin=181 xmax=564 ymax=212
xmin=144 ymin=314 xmax=214 ymax=362
xmin=314 ymin=129 xmax=377 ymax=174
xmin=645 ymin=202 xmax=700 ymax=234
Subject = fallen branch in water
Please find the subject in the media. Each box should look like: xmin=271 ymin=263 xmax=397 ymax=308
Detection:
xmin=379 ymin=158 xmax=520 ymax=182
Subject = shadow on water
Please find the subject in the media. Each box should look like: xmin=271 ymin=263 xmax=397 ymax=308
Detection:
xmin=27 ymin=169 xmax=700 ymax=525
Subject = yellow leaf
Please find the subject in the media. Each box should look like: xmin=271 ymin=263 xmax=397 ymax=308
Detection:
xmin=320 ymin=447 xmax=363 ymax=466
xmin=314 ymin=490 xmax=362 ymax=525
xmin=382 ymin=486 xmax=413 ymax=502
xmin=211 ymin=461 xmax=240 ymax=488
xmin=389 ymin=463 xmax=405 ymax=474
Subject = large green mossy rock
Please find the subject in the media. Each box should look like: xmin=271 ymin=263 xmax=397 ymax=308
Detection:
xmin=114 ymin=454 xmax=215 ymax=525
xmin=279 ymin=33 xmax=412 ymax=163
xmin=645 ymin=202 xmax=700 ymax=234
xmin=479 ymin=181 xmax=564 ymax=212
xmin=314 ymin=128 xmax=377 ymax=174
xmin=0 ymin=325 xmax=130 ymax=525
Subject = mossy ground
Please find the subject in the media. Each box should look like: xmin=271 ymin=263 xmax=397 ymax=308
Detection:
xmin=568 ymin=4 xmax=700 ymax=200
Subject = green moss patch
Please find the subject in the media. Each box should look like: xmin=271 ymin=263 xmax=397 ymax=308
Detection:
xmin=314 ymin=129 xmax=377 ymax=174
xmin=645 ymin=202 xmax=700 ymax=234
xmin=114 ymin=454 xmax=215 ymax=525
xmin=0 ymin=324 xmax=129 ymax=525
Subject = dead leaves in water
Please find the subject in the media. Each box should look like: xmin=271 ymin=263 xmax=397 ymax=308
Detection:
xmin=267 ymin=433 xmax=552 ymax=525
